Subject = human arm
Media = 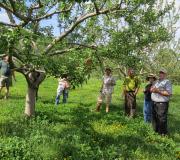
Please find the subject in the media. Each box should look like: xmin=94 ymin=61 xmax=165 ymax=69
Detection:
xmin=134 ymin=77 xmax=141 ymax=95
xmin=151 ymin=87 xmax=169 ymax=96
xmin=151 ymin=81 xmax=172 ymax=96
xmin=99 ymin=82 xmax=104 ymax=93
xmin=134 ymin=87 xmax=140 ymax=95
xmin=111 ymin=77 xmax=116 ymax=86
xmin=12 ymin=71 xmax=16 ymax=81
xmin=122 ymin=78 xmax=127 ymax=96
xmin=143 ymin=85 xmax=148 ymax=93
xmin=65 ymin=80 xmax=71 ymax=89
xmin=122 ymin=85 xmax=126 ymax=96
xmin=158 ymin=90 xmax=171 ymax=96
xmin=99 ymin=76 xmax=105 ymax=92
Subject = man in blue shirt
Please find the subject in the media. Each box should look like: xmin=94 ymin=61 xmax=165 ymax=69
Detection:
xmin=0 ymin=55 xmax=12 ymax=99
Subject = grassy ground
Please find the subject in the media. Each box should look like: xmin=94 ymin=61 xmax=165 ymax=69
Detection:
xmin=0 ymin=73 xmax=180 ymax=160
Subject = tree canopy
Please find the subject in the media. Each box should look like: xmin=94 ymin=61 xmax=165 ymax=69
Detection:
xmin=0 ymin=0 xmax=178 ymax=116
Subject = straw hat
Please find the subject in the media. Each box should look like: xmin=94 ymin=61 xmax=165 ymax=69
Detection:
xmin=146 ymin=74 xmax=157 ymax=81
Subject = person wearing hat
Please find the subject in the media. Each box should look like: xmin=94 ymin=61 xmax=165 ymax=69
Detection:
xmin=96 ymin=68 xmax=116 ymax=113
xmin=150 ymin=69 xmax=172 ymax=135
xmin=143 ymin=74 xmax=156 ymax=123
xmin=123 ymin=68 xmax=140 ymax=118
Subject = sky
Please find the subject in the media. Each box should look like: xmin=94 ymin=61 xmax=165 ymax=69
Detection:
xmin=0 ymin=0 xmax=179 ymax=39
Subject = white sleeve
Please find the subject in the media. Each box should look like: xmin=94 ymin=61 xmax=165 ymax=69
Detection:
xmin=112 ymin=77 xmax=116 ymax=85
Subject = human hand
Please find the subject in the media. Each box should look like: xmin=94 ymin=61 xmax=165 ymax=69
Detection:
xmin=143 ymin=89 xmax=147 ymax=93
xmin=151 ymin=87 xmax=160 ymax=93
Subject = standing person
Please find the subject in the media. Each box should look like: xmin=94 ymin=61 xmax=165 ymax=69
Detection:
xmin=143 ymin=74 xmax=156 ymax=123
xmin=96 ymin=68 xmax=116 ymax=113
xmin=151 ymin=69 xmax=172 ymax=135
xmin=123 ymin=68 xmax=140 ymax=118
xmin=0 ymin=55 xmax=12 ymax=99
xmin=55 ymin=74 xmax=70 ymax=105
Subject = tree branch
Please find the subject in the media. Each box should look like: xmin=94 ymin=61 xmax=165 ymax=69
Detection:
xmin=67 ymin=43 xmax=97 ymax=50
xmin=49 ymin=47 xmax=81 ymax=56
xmin=1 ymin=1 xmax=16 ymax=24
xmin=0 ymin=2 xmax=28 ymax=21
xmin=8 ymin=0 xmax=16 ymax=11
xmin=49 ymin=43 xmax=97 ymax=56
xmin=29 ymin=0 xmax=43 ymax=10
xmin=6 ymin=11 xmax=16 ymax=24
xmin=0 ymin=21 xmax=18 ymax=27
xmin=33 ymin=5 xmax=72 ymax=22
xmin=100 ymin=0 xmax=107 ymax=10
xmin=116 ymin=65 xmax=127 ymax=77
xmin=93 ymin=2 xmax=99 ymax=13
xmin=45 ymin=5 xmax=120 ymax=54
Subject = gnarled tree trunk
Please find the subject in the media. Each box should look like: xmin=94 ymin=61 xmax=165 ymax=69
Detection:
xmin=24 ymin=71 xmax=46 ymax=117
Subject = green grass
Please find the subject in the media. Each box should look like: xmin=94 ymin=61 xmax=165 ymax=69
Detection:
xmin=0 ymin=73 xmax=180 ymax=160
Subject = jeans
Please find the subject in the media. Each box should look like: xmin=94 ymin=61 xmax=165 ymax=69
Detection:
xmin=143 ymin=100 xmax=152 ymax=123
xmin=55 ymin=89 xmax=68 ymax=105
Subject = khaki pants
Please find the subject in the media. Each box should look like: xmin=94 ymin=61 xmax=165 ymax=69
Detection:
xmin=98 ymin=92 xmax=112 ymax=105
xmin=96 ymin=92 xmax=112 ymax=112
xmin=125 ymin=92 xmax=136 ymax=117
xmin=0 ymin=76 xmax=10 ymax=87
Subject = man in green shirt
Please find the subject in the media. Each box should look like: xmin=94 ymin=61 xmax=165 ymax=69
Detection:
xmin=0 ymin=55 xmax=12 ymax=99
xmin=123 ymin=68 xmax=140 ymax=117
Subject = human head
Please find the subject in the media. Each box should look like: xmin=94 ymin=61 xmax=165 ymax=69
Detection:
xmin=159 ymin=68 xmax=167 ymax=80
xmin=146 ymin=74 xmax=156 ymax=83
xmin=2 ymin=54 xmax=10 ymax=62
xmin=105 ymin=68 xmax=112 ymax=76
xmin=128 ymin=68 xmax=135 ymax=77
xmin=62 ymin=74 xmax=68 ymax=79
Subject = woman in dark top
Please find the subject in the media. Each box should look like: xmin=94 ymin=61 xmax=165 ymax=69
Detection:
xmin=143 ymin=74 xmax=156 ymax=123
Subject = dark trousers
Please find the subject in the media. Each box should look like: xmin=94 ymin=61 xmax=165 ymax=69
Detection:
xmin=152 ymin=102 xmax=169 ymax=135
xmin=125 ymin=92 xmax=136 ymax=117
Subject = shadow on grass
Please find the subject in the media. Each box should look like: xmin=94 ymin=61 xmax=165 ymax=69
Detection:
xmin=0 ymin=100 xmax=178 ymax=159
xmin=45 ymin=105 xmax=168 ymax=159
xmin=9 ymin=95 xmax=25 ymax=100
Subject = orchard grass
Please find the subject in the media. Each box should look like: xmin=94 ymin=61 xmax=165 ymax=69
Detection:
xmin=0 ymin=74 xmax=179 ymax=160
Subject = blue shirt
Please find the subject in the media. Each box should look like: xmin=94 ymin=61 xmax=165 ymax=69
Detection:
xmin=0 ymin=60 xmax=11 ymax=77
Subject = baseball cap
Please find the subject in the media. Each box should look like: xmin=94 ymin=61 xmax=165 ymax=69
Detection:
xmin=159 ymin=68 xmax=167 ymax=74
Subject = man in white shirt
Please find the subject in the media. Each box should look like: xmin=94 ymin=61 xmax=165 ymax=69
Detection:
xmin=55 ymin=74 xmax=70 ymax=105
xmin=96 ymin=68 xmax=116 ymax=113
xmin=150 ymin=69 xmax=172 ymax=135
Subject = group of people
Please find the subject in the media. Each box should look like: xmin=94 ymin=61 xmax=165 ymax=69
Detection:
xmin=0 ymin=54 xmax=173 ymax=136
xmin=95 ymin=67 xmax=172 ymax=136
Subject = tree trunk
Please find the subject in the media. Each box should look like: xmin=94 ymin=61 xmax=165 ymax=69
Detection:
xmin=25 ymin=86 xmax=37 ymax=116
xmin=23 ymin=70 xmax=46 ymax=117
